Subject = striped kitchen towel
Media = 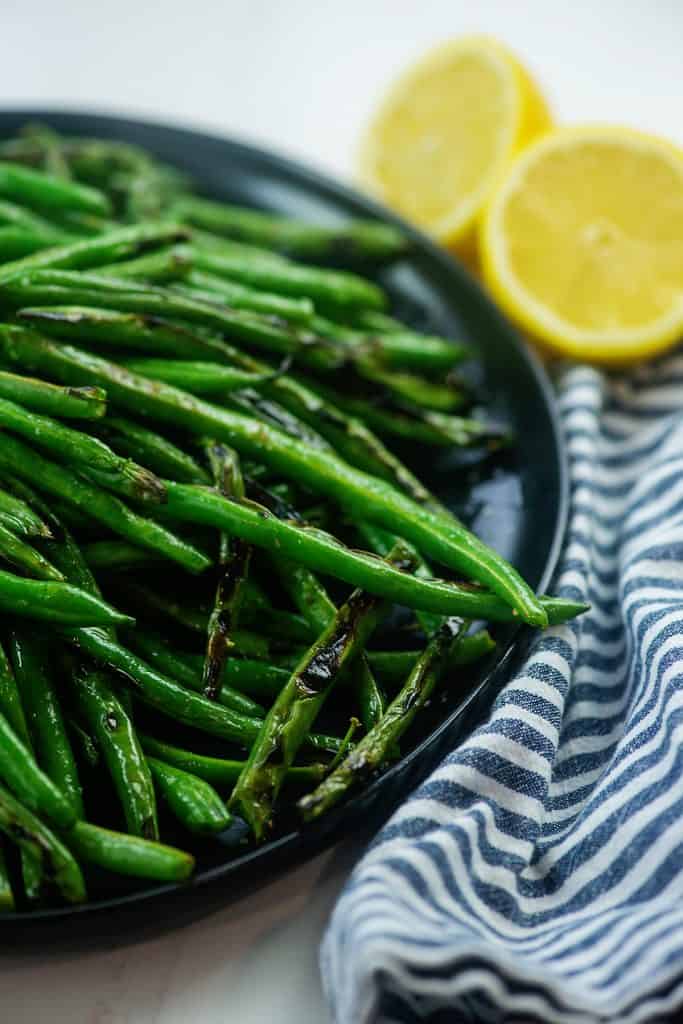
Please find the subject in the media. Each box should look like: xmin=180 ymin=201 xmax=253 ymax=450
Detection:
xmin=322 ymin=355 xmax=683 ymax=1024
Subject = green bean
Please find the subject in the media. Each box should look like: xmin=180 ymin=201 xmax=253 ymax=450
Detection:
xmin=67 ymin=716 xmax=100 ymax=767
xmin=0 ymin=486 xmax=52 ymax=539
xmin=7 ymin=629 xmax=83 ymax=817
xmin=65 ymin=820 xmax=194 ymax=882
xmin=353 ymin=656 xmax=385 ymax=733
xmin=227 ymin=388 xmax=334 ymax=452
xmin=0 ymin=329 xmax=546 ymax=624
xmin=0 ymin=368 xmax=105 ymax=419
xmin=0 ymin=707 xmax=77 ymax=828
xmin=63 ymin=628 xmax=264 ymax=746
xmin=162 ymin=484 xmax=583 ymax=622
xmin=120 ymin=358 xmax=282 ymax=395
xmin=0 ymin=846 xmax=14 ymax=910
xmin=311 ymin=381 xmax=502 ymax=448
xmin=0 ymin=198 xmax=71 ymax=238
xmin=201 ymin=442 xmax=251 ymax=700
xmin=0 ymin=784 xmax=85 ymax=903
xmin=0 ymin=489 xmax=52 ymax=541
xmin=121 ymin=630 xmax=265 ymax=718
xmin=190 ymin=244 xmax=386 ymax=314
xmin=40 ymin=208 xmax=116 ymax=237
xmin=82 ymin=539 xmax=162 ymax=571
xmin=0 ymin=227 xmax=63 ymax=260
xmin=300 ymin=618 xmax=466 ymax=820
xmin=92 ymin=416 xmax=209 ymax=484
xmin=124 ymin=629 xmax=288 ymax=702
xmin=350 ymin=358 xmax=465 ymax=413
xmin=21 ymin=847 xmax=45 ymax=904
xmin=15 ymin=305 xmax=245 ymax=359
xmin=312 ymin=313 xmax=467 ymax=374
xmin=179 ymin=271 xmax=315 ymax=322
xmin=68 ymin=669 xmax=158 ymax=839
xmin=147 ymin=757 xmax=231 ymax=835
xmin=231 ymin=544 xmax=410 ymax=839
xmin=4 ymin=270 xmax=342 ymax=368
xmin=0 ymin=369 xmax=106 ymax=420
xmin=0 ymin=222 xmax=187 ymax=284
xmin=190 ymin=230 xmax=287 ymax=265
xmin=0 ymin=640 xmax=31 ymax=749
xmin=139 ymin=734 xmax=325 ymax=790
xmin=107 ymin=580 xmax=267 ymax=657
xmin=14 ymin=309 xmax=434 ymax=505
xmin=368 ymin=630 xmax=496 ymax=684
xmin=20 ymin=123 xmax=72 ymax=180
xmin=0 ymin=569 xmax=132 ymax=626
xmin=174 ymin=195 xmax=407 ymax=262
xmin=269 ymin=554 xmax=336 ymax=635
xmin=0 ymin=395 xmax=166 ymax=504
xmin=98 ymin=244 xmax=193 ymax=283
xmin=355 ymin=520 xmax=442 ymax=636
xmin=0 ymin=520 xmax=63 ymax=580
xmin=0 ymin=161 xmax=110 ymax=217
xmin=0 ymin=431 xmax=209 ymax=574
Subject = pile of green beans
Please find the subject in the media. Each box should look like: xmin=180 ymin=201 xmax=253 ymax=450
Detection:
xmin=0 ymin=124 xmax=587 ymax=908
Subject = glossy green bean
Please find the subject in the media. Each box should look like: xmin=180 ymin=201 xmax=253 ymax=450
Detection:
xmin=62 ymin=628 xmax=264 ymax=746
xmin=300 ymin=618 xmax=466 ymax=819
xmin=139 ymin=734 xmax=325 ymax=790
xmin=0 ymin=328 xmax=546 ymax=624
xmin=368 ymin=630 xmax=496 ymax=684
xmin=121 ymin=358 xmax=278 ymax=395
xmin=4 ymin=270 xmax=342 ymax=368
xmin=7 ymin=630 xmax=83 ymax=817
xmin=0 ymin=783 xmax=86 ymax=902
xmin=92 ymin=416 xmax=209 ymax=484
xmin=124 ymin=630 xmax=288 ymax=702
xmin=0 ymin=486 xmax=52 ymax=539
xmin=68 ymin=669 xmax=158 ymax=839
xmin=147 ymin=757 xmax=231 ymax=835
xmin=0 ymin=431 xmax=209 ymax=574
xmin=0 ymin=707 xmax=76 ymax=828
xmin=12 ymin=309 xmax=436 ymax=504
xmin=122 ymin=629 xmax=265 ymax=719
xmin=0 ymin=521 xmax=63 ymax=580
xmin=0 ymin=569 xmax=132 ymax=626
xmin=0 ymin=640 xmax=31 ymax=749
xmin=231 ymin=546 xmax=409 ymax=839
xmin=0 ymin=395 xmax=166 ymax=504
xmin=0 ymin=370 xmax=106 ymax=420
xmin=65 ymin=820 xmax=194 ymax=882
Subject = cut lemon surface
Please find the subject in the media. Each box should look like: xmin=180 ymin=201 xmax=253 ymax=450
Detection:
xmin=358 ymin=37 xmax=550 ymax=253
xmin=481 ymin=125 xmax=683 ymax=364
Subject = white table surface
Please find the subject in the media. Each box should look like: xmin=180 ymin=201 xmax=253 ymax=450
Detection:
xmin=2 ymin=2 xmax=683 ymax=1021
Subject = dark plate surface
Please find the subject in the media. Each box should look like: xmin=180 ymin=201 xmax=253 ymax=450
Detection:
xmin=0 ymin=110 xmax=568 ymax=951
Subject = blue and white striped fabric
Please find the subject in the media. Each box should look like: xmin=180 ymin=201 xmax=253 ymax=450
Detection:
xmin=323 ymin=355 xmax=683 ymax=1024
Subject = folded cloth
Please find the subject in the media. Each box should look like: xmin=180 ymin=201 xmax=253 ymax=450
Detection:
xmin=322 ymin=356 xmax=683 ymax=1024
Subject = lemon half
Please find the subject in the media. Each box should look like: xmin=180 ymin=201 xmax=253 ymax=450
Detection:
xmin=481 ymin=125 xmax=683 ymax=364
xmin=359 ymin=36 xmax=550 ymax=253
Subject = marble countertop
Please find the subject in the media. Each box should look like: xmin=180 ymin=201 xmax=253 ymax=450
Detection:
xmin=1 ymin=2 xmax=682 ymax=1020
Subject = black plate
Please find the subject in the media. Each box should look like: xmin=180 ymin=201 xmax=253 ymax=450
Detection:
xmin=0 ymin=110 xmax=568 ymax=950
